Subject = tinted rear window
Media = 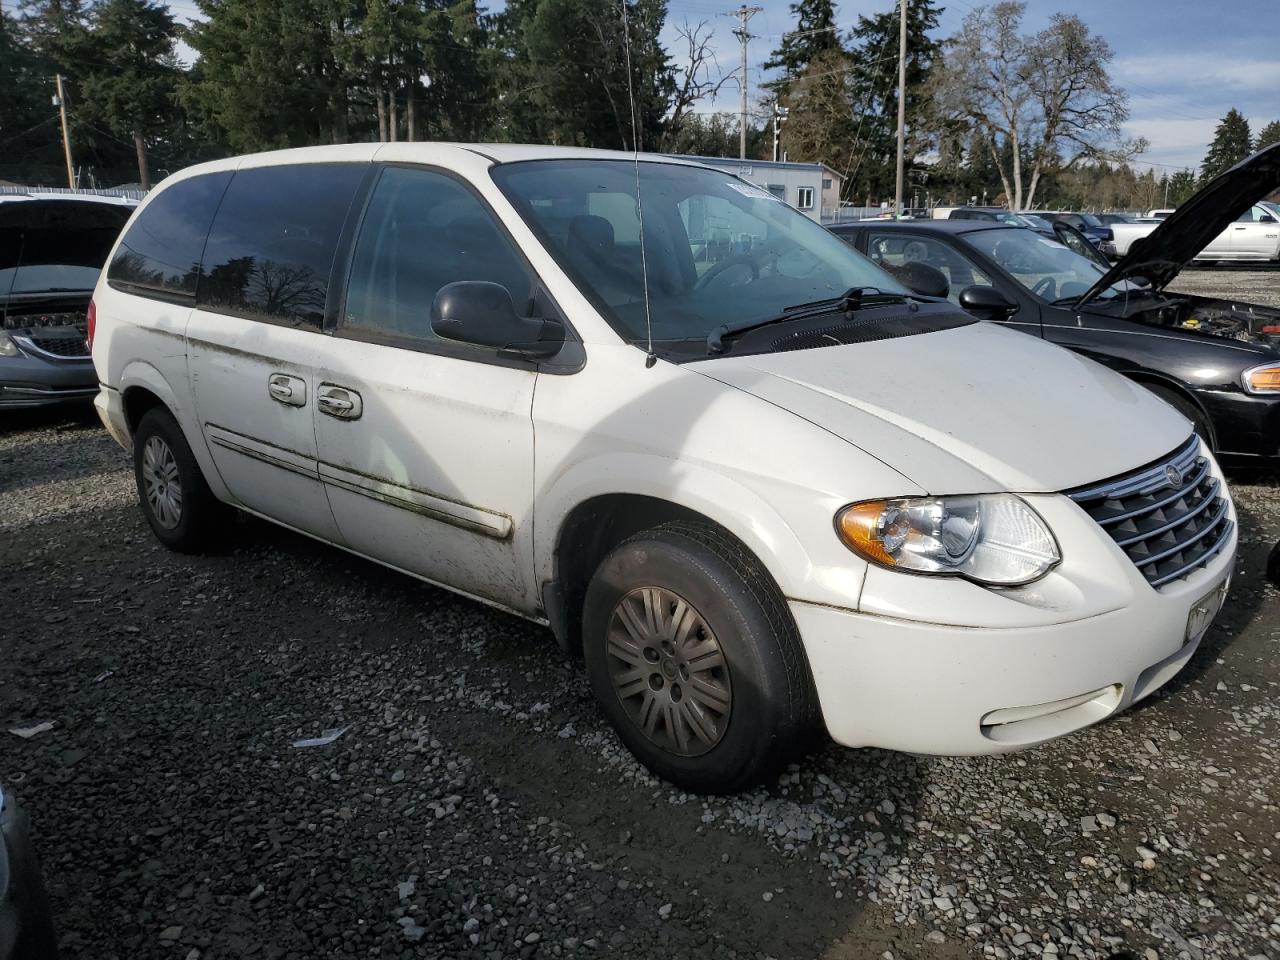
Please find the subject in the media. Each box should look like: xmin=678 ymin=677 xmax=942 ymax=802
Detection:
xmin=197 ymin=164 xmax=365 ymax=328
xmin=108 ymin=173 xmax=232 ymax=298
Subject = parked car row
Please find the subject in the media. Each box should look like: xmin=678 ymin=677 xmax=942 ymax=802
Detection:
xmin=831 ymin=144 xmax=1280 ymax=470
xmin=1106 ymin=202 xmax=1280 ymax=261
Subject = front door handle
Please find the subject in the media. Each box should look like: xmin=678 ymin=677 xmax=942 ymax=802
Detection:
xmin=317 ymin=384 xmax=363 ymax=420
xmin=268 ymin=373 xmax=306 ymax=407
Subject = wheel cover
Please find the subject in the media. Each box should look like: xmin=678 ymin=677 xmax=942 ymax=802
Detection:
xmin=605 ymin=586 xmax=732 ymax=757
xmin=141 ymin=436 xmax=183 ymax=530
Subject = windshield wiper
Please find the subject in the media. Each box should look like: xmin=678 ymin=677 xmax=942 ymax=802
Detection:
xmin=706 ymin=286 xmax=903 ymax=354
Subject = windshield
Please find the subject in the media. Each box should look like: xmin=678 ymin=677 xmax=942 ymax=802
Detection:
xmin=1017 ymin=214 xmax=1051 ymax=230
xmin=1077 ymin=213 xmax=1103 ymax=228
xmin=490 ymin=160 xmax=907 ymax=348
xmin=965 ymin=227 xmax=1133 ymax=302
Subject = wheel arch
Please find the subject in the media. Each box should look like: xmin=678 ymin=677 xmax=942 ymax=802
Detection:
xmin=541 ymin=476 xmax=815 ymax=658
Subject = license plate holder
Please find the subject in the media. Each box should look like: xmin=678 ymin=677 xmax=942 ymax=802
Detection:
xmin=1185 ymin=578 xmax=1229 ymax=644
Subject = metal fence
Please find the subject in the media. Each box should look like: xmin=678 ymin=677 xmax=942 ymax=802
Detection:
xmin=0 ymin=185 xmax=148 ymax=201
xmin=821 ymin=206 xmax=885 ymax=224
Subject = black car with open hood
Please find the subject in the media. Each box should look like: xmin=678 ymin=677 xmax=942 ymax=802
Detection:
xmin=0 ymin=194 xmax=135 ymax=409
xmin=829 ymin=142 xmax=1280 ymax=468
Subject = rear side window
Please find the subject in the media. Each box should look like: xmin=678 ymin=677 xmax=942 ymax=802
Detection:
xmin=198 ymin=164 xmax=365 ymax=328
xmin=107 ymin=172 xmax=231 ymax=298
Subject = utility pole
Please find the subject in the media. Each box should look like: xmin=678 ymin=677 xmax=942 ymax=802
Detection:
xmin=54 ymin=74 xmax=75 ymax=189
xmin=892 ymin=0 xmax=907 ymax=219
xmin=727 ymin=5 xmax=762 ymax=160
xmin=771 ymin=103 xmax=787 ymax=162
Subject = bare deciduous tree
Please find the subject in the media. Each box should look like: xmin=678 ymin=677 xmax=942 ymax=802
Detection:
xmin=659 ymin=19 xmax=733 ymax=152
xmin=930 ymin=2 xmax=1144 ymax=209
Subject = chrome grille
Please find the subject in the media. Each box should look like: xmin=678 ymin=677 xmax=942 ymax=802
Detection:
xmin=25 ymin=333 xmax=91 ymax=358
xmin=1067 ymin=435 xmax=1233 ymax=588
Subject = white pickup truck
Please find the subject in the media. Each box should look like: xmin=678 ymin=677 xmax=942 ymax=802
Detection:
xmin=1107 ymin=203 xmax=1280 ymax=261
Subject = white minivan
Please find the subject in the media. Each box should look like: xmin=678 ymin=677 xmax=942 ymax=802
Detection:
xmin=91 ymin=144 xmax=1237 ymax=792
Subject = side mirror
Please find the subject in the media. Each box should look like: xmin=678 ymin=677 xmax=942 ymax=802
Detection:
xmin=1260 ymin=213 xmax=1277 ymax=224
xmin=884 ymin=260 xmax=949 ymax=299
xmin=431 ymin=281 xmax=564 ymax=359
xmin=958 ymin=284 xmax=1017 ymax=319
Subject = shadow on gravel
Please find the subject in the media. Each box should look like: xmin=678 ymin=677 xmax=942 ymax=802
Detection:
xmin=0 ymin=403 xmax=99 ymax=436
xmin=149 ymin=503 xmax=928 ymax=957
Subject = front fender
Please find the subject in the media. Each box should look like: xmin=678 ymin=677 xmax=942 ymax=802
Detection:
xmin=535 ymin=452 xmax=871 ymax=610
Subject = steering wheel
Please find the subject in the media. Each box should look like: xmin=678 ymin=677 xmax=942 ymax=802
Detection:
xmin=1032 ymin=276 xmax=1056 ymax=299
xmin=696 ymin=255 xmax=759 ymax=289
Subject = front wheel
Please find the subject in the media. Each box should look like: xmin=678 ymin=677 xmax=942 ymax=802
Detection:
xmin=582 ymin=522 xmax=815 ymax=793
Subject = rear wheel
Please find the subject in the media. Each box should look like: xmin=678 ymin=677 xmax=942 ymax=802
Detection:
xmin=1146 ymin=384 xmax=1214 ymax=450
xmin=582 ymin=522 xmax=815 ymax=793
xmin=132 ymin=407 xmax=228 ymax=551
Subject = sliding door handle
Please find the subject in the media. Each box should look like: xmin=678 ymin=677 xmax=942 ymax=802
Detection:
xmin=317 ymin=384 xmax=363 ymax=420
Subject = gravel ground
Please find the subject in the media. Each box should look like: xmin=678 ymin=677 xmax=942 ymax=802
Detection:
xmin=1168 ymin=266 xmax=1280 ymax=308
xmin=2 ymin=274 xmax=1278 ymax=960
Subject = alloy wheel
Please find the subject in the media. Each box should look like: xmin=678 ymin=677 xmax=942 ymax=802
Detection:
xmin=141 ymin=435 xmax=183 ymax=530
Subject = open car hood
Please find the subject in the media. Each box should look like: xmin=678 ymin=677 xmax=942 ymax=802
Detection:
xmin=1076 ymin=142 xmax=1280 ymax=306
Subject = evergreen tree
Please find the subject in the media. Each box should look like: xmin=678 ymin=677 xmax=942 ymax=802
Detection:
xmin=65 ymin=0 xmax=181 ymax=188
xmin=493 ymin=0 xmax=671 ymax=149
xmin=183 ymin=0 xmax=359 ymax=151
xmin=763 ymin=0 xmax=841 ymax=98
xmin=1256 ymin=120 xmax=1280 ymax=151
xmin=1166 ymin=168 xmax=1197 ymax=206
xmin=1200 ymin=108 xmax=1252 ymax=181
xmin=0 ymin=11 xmax=65 ymax=184
xmin=844 ymin=0 xmax=941 ymax=202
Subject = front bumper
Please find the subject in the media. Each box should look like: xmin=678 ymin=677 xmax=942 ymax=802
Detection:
xmin=0 ymin=786 xmax=58 ymax=960
xmin=794 ymin=505 xmax=1237 ymax=756
xmin=0 ymin=349 xmax=96 ymax=409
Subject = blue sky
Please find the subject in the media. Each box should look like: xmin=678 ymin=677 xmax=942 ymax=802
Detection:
xmin=166 ymin=0 xmax=1279 ymax=171
xmin=670 ymin=0 xmax=1280 ymax=171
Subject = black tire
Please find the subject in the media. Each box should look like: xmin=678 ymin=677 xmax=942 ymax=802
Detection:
xmin=582 ymin=521 xmax=816 ymax=793
xmin=132 ymin=406 xmax=227 ymax=552
xmin=1146 ymin=384 xmax=1214 ymax=450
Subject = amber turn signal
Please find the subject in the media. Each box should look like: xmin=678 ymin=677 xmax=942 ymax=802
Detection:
xmin=1245 ymin=365 xmax=1280 ymax=393
xmin=835 ymin=501 xmax=898 ymax=566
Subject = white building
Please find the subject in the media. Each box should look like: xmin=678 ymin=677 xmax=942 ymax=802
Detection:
xmin=670 ymin=156 xmax=844 ymax=223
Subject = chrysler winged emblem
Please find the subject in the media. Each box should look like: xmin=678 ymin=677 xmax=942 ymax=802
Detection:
xmin=1165 ymin=464 xmax=1184 ymax=488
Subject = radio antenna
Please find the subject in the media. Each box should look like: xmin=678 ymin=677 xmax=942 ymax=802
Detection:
xmin=619 ymin=0 xmax=656 ymax=367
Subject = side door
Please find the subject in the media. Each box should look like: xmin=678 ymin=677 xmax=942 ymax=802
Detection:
xmin=187 ymin=162 xmax=368 ymax=542
xmin=311 ymin=165 xmax=542 ymax=612
xmin=1229 ymin=205 xmax=1280 ymax=258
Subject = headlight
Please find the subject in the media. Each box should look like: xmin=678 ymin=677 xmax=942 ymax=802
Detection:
xmin=835 ymin=494 xmax=1060 ymax=586
xmin=1242 ymin=363 xmax=1280 ymax=394
xmin=0 ymin=333 xmax=18 ymax=358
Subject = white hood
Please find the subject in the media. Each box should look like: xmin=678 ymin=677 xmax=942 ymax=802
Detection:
xmin=691 ymin=321 xmax=1191 ymax=493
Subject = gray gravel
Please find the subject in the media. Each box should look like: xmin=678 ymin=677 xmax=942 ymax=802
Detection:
xmin=2 ymin=288 xmax=1278 ymax=960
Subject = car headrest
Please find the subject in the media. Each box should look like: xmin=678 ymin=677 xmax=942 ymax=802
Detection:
xmin=567 ymin=215 xmax=615 ymax=259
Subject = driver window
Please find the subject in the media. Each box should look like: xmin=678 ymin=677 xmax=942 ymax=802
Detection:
xmin=866 ymin=233 xmax=991 ymax=305
xmin=679 ymin=194 xmax=768 ymax=277
xmin=343 ymin=167 xmax=533 ymax=346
